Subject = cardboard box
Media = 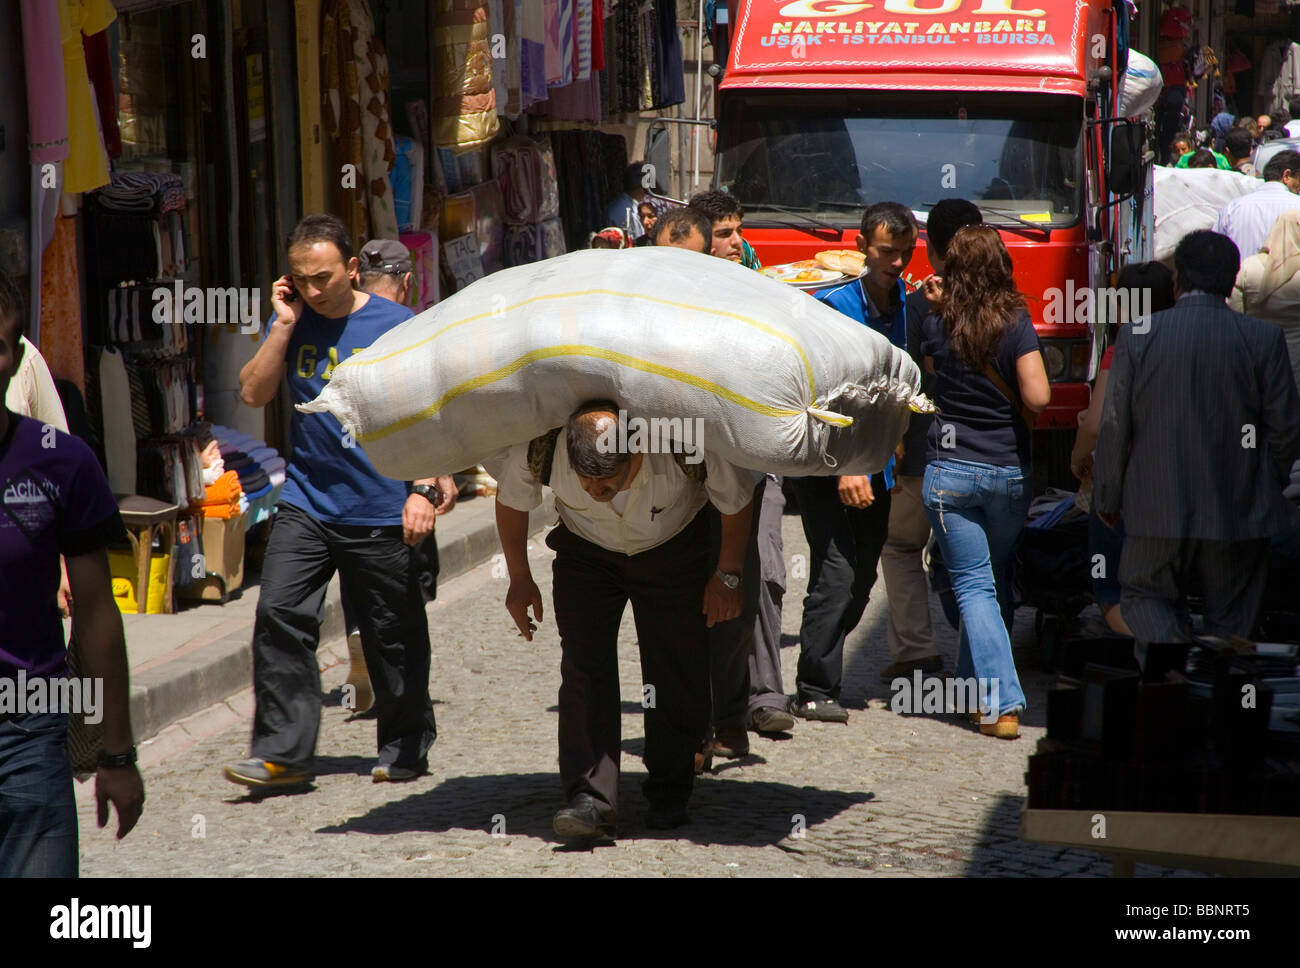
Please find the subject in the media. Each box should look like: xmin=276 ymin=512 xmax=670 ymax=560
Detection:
xmin=179 ymin=516 xmax=246 ymax=602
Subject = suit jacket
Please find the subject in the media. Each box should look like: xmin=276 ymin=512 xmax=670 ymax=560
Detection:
xmin=1094 ymin=293 xmax=1300 ymax=541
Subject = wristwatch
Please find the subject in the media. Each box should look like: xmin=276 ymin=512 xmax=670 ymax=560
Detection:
xmin=98 ymin=747 xmax=138 ymax=769
xmin=411 ymin=483 xmax=441 ymax=507
xmin=715 ymin=569 xmax=742 ymax=589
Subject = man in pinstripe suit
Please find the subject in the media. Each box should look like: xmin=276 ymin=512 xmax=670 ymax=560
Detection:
xmin=1094 ymin=230 xmax=1300 ymax=643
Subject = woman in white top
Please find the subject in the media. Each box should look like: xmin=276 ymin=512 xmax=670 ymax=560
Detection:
xmin=1230 ymin=209 xmax=1300 ymax=392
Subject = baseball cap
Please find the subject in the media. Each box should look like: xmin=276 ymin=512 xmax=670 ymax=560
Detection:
xmin=359 ymin=239 xmax=412 ymax=274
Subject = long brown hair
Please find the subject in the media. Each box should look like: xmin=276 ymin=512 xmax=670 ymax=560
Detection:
xmin=937 ymin=225 xmax=1026 ymax=369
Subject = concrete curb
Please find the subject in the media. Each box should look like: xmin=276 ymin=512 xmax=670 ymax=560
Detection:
xmin=127 ymin=498 xmax=554 ymax=746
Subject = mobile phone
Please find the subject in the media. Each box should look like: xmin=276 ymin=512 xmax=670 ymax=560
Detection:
xmin=283 ymin=279 xmax=299 ymax=303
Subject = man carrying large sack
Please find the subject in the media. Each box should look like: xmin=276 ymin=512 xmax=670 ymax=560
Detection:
xmin=493 ymin=401 xmax=753 ymax=841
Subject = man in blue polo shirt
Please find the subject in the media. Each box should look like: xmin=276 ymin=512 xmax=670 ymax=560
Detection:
xmin=224 ymin=215 xmax=454 ymax=790
xmin=789 ymin=202 xmax=918 ymax=723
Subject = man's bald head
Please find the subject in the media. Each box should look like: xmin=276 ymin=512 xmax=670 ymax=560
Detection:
xmin=566 ymin=400 xmax=638 ymax=501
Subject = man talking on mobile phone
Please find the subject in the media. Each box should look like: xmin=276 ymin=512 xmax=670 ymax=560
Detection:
xmin=224 ymin=214 xmax=454 ymax=790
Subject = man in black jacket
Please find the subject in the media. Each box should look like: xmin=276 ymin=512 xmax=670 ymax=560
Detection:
xmin=1094 ymin=230 xmax=1300 ymax=642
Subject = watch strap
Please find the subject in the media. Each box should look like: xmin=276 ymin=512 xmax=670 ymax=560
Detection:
xmin=98 ymin=747 xmax=138 ymax=768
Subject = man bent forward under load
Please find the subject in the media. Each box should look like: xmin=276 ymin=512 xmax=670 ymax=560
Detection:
xmin=490 ymin=401 xmax=753 ymax=841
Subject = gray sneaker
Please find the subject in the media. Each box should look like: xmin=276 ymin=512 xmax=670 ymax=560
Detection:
xmin=790 ymin=698 xmax=849 ymax=723
xmin=223 ymin=758 xmax=313 ymax=788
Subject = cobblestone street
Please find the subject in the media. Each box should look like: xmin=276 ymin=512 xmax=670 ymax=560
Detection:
xmin=78 ymin=514 xmax=1198 ymax=877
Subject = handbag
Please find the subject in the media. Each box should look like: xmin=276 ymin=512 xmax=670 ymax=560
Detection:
xmin=984 ymin=364 xmax=1037 ymax=429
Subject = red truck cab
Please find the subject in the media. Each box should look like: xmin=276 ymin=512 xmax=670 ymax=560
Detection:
xmin=712 ymin=0 xmax=1152 ymax=483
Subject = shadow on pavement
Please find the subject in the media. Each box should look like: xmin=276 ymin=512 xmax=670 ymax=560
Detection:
xmin=314 ymin=770 xmax=875 ymax=848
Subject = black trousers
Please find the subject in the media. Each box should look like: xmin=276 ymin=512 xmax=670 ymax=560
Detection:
xmin=548 ymin=509 xmax=712 ymax=814
xmin=790 ymin=473 xmax=891 ymax=703
xmin=250 ymin=503 xmax=437 ymax=770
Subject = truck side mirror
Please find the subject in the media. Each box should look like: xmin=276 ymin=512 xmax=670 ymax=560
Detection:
xmin=1107 ymin=120 xmax=1144 ymax=199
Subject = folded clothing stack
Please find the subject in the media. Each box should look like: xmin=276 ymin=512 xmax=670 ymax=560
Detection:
xmin=209 ymin=425 xmax=285 ymax=525
xmin=202 ymin=470 xmax=246 ymax=519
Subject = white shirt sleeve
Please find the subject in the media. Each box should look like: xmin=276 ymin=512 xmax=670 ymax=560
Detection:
xmin=703 ymin=451 xmax=756 ymax=515
xmin=488 ymin=442 xmax=543 ymax=513
xmin=6 ymin=337 xmax=69 ymax=432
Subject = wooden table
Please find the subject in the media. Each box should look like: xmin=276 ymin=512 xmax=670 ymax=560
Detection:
xmin=1020 ymin=808 xmax=1300 ymax=876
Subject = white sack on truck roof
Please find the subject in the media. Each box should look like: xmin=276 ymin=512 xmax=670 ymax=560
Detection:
xmin=297 ymin=247 xmax=927 ymax=480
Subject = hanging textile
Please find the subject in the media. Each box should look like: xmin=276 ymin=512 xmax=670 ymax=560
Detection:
xmin=400 ymin=231 xmax=440 ymax=312
xmin=82 ymin=28 xmax=121 ymax=159
xmin=58 ymin=0 xmax=117 ymax=195
xmin=544 ymin=0 xmax=562 ymax=86
xmin=432 ymin=0 xmax=501 ymax=151
xmin=556 ymin=0 xmax=574 ymax=87
xmin=21 ymin=0 xmax=70 ymax=168
xmin=489 ymin=0 xmax=509 ymax=116
xmin=501 ymin=0 xmax=523 ymax=117
xmin=592 ymin=0 xmax=605 ymax=72
xmin=521 ymin=0 xmax=548 ymax=109
xmin=323 ymin=0 xmax=400 ymax=251
xmin=546 ymin=0 xmax=600 ymax=120
xmin=98 ymin=346 xmax=136 ymax=495
xmin=575 ymin=0 xmax=592 ymax=82
xmin=653 ymin=0 xmax=685 ymax=109
xmin=612 ymin=0 xmax=640 ymax=115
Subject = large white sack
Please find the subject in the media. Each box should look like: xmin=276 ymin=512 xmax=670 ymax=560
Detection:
xmin=1118 ymin=51 xmax=1162 ymax=118
xmin=1153 ymin=166 xmax=1260 ymax=261
xmin=298 ymin=247 xmax=925 ymax=480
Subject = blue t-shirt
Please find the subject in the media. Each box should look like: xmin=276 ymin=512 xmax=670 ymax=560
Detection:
xmin=279 ymin=294 xmax=414 ymax=526
xmin=0 ymin=414 xmax=126 ymax=680
xmin=921 ymin=308 xmax=1041 ymax=468
xmin=815 ymin=276 xmax=908 ymax=489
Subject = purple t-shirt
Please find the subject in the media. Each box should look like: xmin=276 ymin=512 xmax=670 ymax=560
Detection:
xmin=0 ymin=413 xmax=126 ymax=680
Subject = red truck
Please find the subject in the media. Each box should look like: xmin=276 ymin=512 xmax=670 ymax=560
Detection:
xmin=711 ymin=0 xmax=1153 ymax=484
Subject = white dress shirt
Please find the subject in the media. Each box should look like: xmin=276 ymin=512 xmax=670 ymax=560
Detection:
xmin=1213 ymin=181 xmax=1300 ymax=259
xmin=493 ymin=435 xmax=754 ymax=556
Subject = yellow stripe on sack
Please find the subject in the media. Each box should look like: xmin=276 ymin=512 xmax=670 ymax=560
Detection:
xmin=359 ymin=344 xmax=808 ymax=443
xmin=340 ymin=288 xmax=818 ymax=394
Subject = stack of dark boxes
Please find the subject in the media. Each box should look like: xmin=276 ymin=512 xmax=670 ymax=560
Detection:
xmin=1027 ymin=637 xmax=1300 ymax=815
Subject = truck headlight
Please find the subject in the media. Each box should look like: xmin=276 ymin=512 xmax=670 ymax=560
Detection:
xmin=1042 ymin=343 xmax=1066 ymax=380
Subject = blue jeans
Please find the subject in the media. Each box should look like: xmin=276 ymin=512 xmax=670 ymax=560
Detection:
xmin=922 ymin=460 xmax=1029 ymax=716
xmin=0 ymin=712 xmax=78 ymax=877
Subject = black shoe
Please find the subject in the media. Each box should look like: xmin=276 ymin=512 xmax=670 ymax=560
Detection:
xmin=790 ymin=698 xmax=850 ymax=723
xmin=749 ymin=707 xmax=796 ymax=734
xmin=552 ymin=793 xmax=616 ymax=841
xmin=645 ymin=803 xmax=691 ymax=831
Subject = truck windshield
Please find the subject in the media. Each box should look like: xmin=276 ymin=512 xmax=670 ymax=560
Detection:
xmin=716 ymin=91 xmax=1084 ymax=229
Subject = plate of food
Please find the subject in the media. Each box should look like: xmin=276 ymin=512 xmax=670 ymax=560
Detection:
xmin=760 ymin=261 xmax=844 ymax=288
